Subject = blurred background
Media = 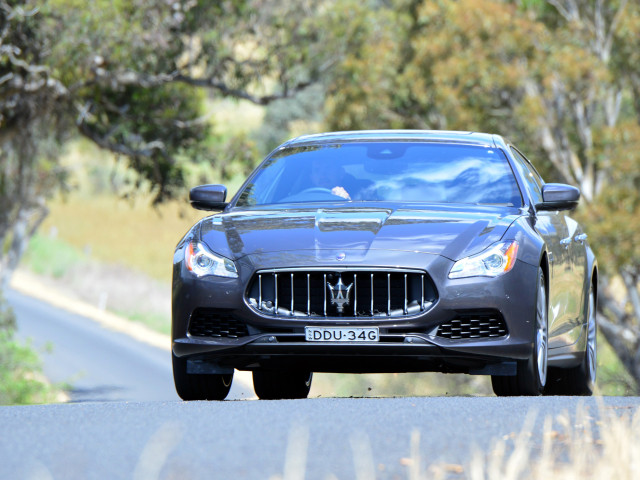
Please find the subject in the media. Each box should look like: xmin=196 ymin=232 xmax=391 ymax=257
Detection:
xmin=1 ymin=0 xmax=639 ymax=403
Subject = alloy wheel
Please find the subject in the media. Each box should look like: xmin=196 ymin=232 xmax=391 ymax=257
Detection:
xmin=536 ymin=273 xmax=548 ymax=387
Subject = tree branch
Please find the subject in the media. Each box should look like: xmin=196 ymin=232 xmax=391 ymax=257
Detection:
xmin=174 ymin=74 xmax=314 ymax=105
xmin=621 ymin=270 xmax=640 ymax=324
xmin=77 ymin=121 xmax=168 ymax=159
xmin=80 ymin=68 xmax=316 ymax=106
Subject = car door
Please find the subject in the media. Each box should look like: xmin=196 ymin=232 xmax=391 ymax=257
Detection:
xmin=567 ymin=215 xmax=589 ymax=334
xmin=509 ymin=147 xmax=577 ymax=347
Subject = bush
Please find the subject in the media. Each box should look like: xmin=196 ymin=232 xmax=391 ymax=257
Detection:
xmin=0 ymin=292 xmax=60 ymax=405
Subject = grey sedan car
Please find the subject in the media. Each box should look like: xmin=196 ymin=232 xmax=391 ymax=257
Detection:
xmin=172 ymin=130 xmax=597 ymax=399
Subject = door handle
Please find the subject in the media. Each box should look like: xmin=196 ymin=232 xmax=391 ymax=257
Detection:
xmin=560 ymin=237 xmax=572 ymax=248
xmin=574 ymin=233 xmax=588 ymax=244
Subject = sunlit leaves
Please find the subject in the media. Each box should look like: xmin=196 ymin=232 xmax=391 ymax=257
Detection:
xmin=586 ymin=122 xmax=640 ymax=274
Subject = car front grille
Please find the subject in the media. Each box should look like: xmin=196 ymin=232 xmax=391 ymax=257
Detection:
xmin=188 ymin=309 xmax=250 ymax=338
xmin=246 ymin=268 xmax=437 ymax=318
xmin=436 ymin=312 xmax=508 ymax=339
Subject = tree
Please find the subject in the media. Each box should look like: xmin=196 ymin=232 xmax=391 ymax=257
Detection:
xmin=324 ymin=0 xmax=640 ymax=390
xmin=1 ymin=0 xmax=333 ymax=289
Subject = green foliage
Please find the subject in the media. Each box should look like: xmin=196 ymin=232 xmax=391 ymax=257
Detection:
xmin=21 ymin=233 xmax=87 ymax=279
xmin=596 ymin=331 xmax=638 ymax=395
xmin=253 ymin=84 xmax=325 ymax=154
xmin=0 ymin=294 xmax=59 ymax=405
xmin=586 ymin=122 xmax=640 ymax=275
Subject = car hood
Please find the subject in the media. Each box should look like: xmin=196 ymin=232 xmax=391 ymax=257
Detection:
xmin=198 ymin=204 xmax=521 ymax=262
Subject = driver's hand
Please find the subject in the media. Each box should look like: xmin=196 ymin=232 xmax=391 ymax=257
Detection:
xmin=332 ymin=186 xmax=351 ymax=200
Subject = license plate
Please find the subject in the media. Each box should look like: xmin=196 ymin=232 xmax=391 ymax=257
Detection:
xmin=305 ymin=327 xmax=379 ymax=342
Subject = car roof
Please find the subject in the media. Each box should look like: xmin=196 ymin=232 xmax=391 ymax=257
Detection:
xmin=283 ymin=130 xmax=504 ymax=148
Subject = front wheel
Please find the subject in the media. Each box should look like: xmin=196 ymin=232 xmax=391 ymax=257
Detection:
xmin=253 ymin=370 xmax=313 ymax=400
xmin=172 ymin=353 xmax=233 ymax=401
xmin=492 ymin=267 xmax=548 ymax=396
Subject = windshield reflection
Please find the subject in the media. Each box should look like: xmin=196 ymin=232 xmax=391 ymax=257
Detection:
xmin=236 ymin=142 xmax=522 ymax=207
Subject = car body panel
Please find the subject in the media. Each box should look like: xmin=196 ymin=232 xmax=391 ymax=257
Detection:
xmin=199 ymin=204 xmax=522 ymax=262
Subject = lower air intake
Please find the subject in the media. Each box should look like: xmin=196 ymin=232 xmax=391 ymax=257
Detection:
xmin=437 ymin=312 xmax=508 ymax=339
xmin=188 ymin=309 xmax=249 ymax=338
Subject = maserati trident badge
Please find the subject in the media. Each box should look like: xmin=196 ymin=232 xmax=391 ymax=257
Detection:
xmin=326 ymin=275 xmax=354 ymax=313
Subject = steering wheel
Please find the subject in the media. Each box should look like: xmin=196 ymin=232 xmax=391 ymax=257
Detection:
xmin=298 ymin=187 xmax=334 ymax=195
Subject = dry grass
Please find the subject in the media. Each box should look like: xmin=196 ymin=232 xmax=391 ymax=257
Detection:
xmin=41 ymin=194 xmax=207 ymax=282
xmin=269 ymin=403 xmax=640 ymax=480
xmin=311 ymin=372 xmax=493 ymax=397
xmin=466 ymin=403 xmax=640 ymax=480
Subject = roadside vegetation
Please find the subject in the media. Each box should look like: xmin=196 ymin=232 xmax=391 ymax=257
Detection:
xmin=269 ymin=404 xmax=639 ymax=479
xmin=0 ymin=295 xmax=64 ymax=405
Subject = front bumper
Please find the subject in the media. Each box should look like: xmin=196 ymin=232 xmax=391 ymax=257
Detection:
xmin=172 ymin=250 xmax=539 ymax=375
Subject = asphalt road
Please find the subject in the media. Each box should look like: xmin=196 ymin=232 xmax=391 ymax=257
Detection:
xmin=4 ymin=289 xmax=640 ymax=479
xmin=2 ymin=396 xmax=640 ymax=480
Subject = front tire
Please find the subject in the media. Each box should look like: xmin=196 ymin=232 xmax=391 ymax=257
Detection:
xmin=253 ymin=370 xmax=313 ymax=400
xmin=492 ymin=267 xmax=548 ymax=396
xmin=172 ymin=353 xmax=233 ymax=401
xmin=545 ymin=284 xmax=597 ymax=396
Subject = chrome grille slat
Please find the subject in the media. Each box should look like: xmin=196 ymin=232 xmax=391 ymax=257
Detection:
xmin=290 ymin=273 xmax=294 ymax=316
xmin=387 ymin=273 xmax=391 ymax=317
xmin=247 ymin=269 xmax=437 ymax=319
xmin=307 ymin=274 xmax=311 ymax=316
xmin=370 ymin=274 xmax=374 ymax=315
xmin=274 ymin=273 xmax=278 ymax=315
xmin=404 ymin=274 xmax=408 ymax=315
xmin=354 ymin=274 xmax=358 ymax=316
xmin=323 ymin=273 xmax=327 ymax=316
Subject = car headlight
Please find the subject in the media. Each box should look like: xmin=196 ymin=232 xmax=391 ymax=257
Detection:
xmin=448 ymin=241 xmax=519 ymax=279
xmin=185 ymin=242 xmax=238 ymax=278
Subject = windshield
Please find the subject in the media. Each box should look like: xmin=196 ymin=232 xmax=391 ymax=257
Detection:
xmin=236 ymin=142 xmax=522 ymax=207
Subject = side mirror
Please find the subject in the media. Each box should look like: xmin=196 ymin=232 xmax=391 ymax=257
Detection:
xmin=189 ymin=184 xmax=227 ymax=211
xmin=536 ymin=183 xmax=580 ymax=211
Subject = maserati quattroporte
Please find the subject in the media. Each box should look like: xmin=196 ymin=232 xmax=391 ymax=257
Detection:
xmin=172 ymin=130 xmax=597 ymax=399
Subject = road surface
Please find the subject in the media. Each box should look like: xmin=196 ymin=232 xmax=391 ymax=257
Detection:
xmin=2 ymin=396 xmax=640 ymax=479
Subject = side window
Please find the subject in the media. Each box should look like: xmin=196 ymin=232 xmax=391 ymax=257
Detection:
xmin=510 ymin=147 xmax=544 ymax=205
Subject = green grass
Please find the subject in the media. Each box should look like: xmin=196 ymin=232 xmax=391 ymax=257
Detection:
xmin=596 ymin=332 xmax=637 ymax=395
xmin=0 ymin=295 xmax=65 ymax=405
xmin=22 ymin=233 xmax=88 ymax=278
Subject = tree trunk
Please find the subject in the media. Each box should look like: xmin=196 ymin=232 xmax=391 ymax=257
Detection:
xmin=0 ymin=203 xmax=49 ymax=291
